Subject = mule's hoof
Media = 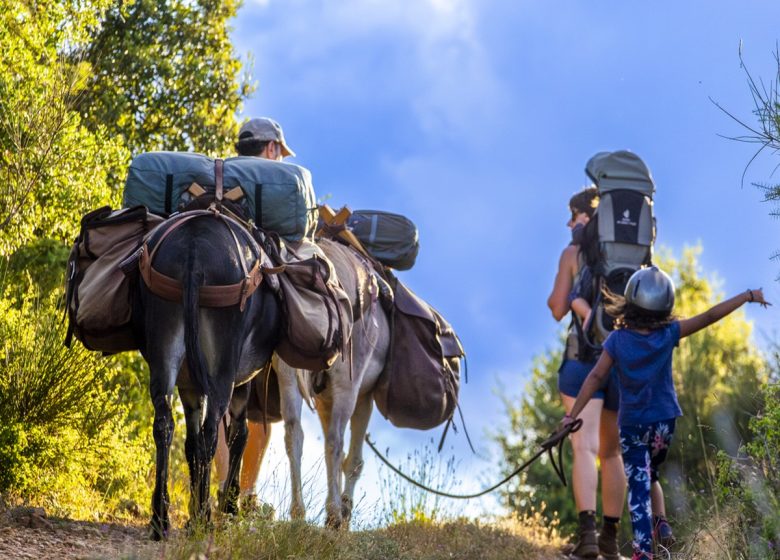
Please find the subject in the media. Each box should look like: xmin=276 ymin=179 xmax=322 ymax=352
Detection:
xmin=290 ymin=504 xmax=306 ymax=521
xmin=241 ymin=495 xmax=276 ymax=521
xmin=325 ymin=511 xmax=343 ymax=530
xmin=217 ymin=489 xmax=235 ymax=515
xmin=148 ymin=522 xmax=168 ymax=541
xmin=184 ymin=517 xmax=213 ymax=536
xmin=340 ymin=496 xmax=353 ymax=524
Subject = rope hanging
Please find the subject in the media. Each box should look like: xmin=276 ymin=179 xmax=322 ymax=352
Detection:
xmin=364 ymin=418 xmax=583 ymax=500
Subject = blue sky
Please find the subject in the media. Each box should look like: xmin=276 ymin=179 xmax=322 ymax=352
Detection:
xmin=229 ymin=1 xmax=780 ymax=521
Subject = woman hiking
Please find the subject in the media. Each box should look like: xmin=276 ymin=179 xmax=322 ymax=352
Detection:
xmin=547 ymin=186 xmax=625 ymax=559
xmin=562 ymin=266 xmax=770 ymax=559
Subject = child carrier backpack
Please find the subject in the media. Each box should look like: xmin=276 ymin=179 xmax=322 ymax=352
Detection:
xmin=575 ymin=150 xmax=656 ymax=356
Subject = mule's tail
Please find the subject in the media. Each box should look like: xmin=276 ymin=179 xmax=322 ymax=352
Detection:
xmin=184 ymin=267 xmax=210 ymax=397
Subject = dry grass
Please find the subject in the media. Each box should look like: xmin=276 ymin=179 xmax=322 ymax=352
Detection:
xmin=124 ymin=514 xmax=564 ymax=560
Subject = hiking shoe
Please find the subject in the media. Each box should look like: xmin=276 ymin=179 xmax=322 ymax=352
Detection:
xmin=568 ymin=528 xmax=599 ymax=558
xmin=597 ymin=521 xmax=621 ymax=559
xmin=653 ymin=516 xmax=675 ymax=548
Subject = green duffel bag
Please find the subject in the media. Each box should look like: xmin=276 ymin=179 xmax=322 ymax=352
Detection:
xmin=223 ymin=156 xmax=317 ymax=242
xmin=347 ymin=210 xmax=419 ymax=270
xmin=123 ymin=152 xmax=317 ymax=242
xmin=123 ymin=151 xmax=214 ymax=216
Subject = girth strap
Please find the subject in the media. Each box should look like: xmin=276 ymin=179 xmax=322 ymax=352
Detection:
xmin=139 ymin=209 xmax=269 ymax=310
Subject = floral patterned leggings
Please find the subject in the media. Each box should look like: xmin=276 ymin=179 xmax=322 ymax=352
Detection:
xmin=620 ymin=418 xmax=676 ymax=556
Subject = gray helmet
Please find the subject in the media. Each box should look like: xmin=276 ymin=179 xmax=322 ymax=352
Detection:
xmin=624 ymin=266 xmax=675 ymax=314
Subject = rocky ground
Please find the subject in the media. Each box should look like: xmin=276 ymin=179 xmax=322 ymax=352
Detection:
xmin=0 ymin=507 xmax=155 ymax=560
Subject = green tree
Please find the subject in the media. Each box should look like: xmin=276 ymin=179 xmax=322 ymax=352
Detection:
xmin=715 ymin=47 xmax=780 ymax=263
xmin=73 ymin=0 xmax=254 ymax=156
xmin=703 ymin=45 xmax=780 ymax=559
xmin=494 ymin=345 xmax=569 ymax=522
xmin=494 ymin=247 xmax=768 ymax=530
xmin=0 ymin=0 xmax=126 ymax=255
xmin=0 ymin=0 xmax=253 ymax=517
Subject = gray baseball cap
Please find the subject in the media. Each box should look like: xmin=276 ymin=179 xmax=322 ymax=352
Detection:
xmin=237 ymin=117 xmax=296 ymax=157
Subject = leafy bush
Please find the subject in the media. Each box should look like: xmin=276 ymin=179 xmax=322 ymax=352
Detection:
xmin=0 ymin=280 xmax=153 ymax=517
xmin=712 ymin=379 xmax=780 ymax=558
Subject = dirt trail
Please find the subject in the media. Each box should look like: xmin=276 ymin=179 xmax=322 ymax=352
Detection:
xmin=0 ymin=508 xmax=155 ymax=560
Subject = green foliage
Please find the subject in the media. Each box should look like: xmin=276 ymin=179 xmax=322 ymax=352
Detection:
xmin=495 ymin=246 xmax=768 ymax=532
xmin=0 ymin=0 xmax=252 ymax=519
xmin=719 ymin=47 xmax=780 ymax=266
xmin=0 ymin=0 xmax=127 ymax=254
xmin=494 ymin=347 xmax=571 ymax=525
xmin=661 ymin=248 xmax=767 ymax=484
xmin=73 ymin=0 xmax=254 ymax=156
xmin=0 ymin=283 xmax=152 ymax=515
xmin=711 ymin=379 xmax=780 ymax=558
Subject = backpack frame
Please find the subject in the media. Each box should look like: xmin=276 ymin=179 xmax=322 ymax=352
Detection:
xmin=573 ymin=151 xmax=656 ymax=358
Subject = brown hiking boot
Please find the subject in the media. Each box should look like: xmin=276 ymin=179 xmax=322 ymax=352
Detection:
xmin=598 ymin=521 xmax=621 ymax=560
xmin=653 ymin=516 xmax=675 ymax=549
xmin=568 ymin=527 xmax=599 ymax=558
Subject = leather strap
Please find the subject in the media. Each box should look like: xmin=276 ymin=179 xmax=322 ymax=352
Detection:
xmin=215 ymin=159 xmax=224 ymax=203
xmin=139 ymin=209 xmax=273 ymax=309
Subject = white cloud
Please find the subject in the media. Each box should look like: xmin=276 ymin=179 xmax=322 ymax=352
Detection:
xmin=239 ymin=0 xmax=508 ymax=145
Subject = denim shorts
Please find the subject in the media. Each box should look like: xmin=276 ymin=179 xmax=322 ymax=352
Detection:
xmin=558 ymin=358 xmax=620 ymax=411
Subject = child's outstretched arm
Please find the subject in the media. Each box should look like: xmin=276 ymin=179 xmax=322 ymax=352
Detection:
xmin=561 ymin=351 xmax=614 ymax=426
xmin=679 ymin=288 xmax=770 ymax=338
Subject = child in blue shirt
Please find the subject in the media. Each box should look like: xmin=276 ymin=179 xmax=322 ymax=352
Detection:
xmin=562 ymin=266 xmax=769 ymax=559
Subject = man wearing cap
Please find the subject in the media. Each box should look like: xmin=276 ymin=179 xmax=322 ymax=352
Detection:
xmin=215 ymin=116 xmax=295 ymax=515
xmin=235 ymin=116 xmax=296 ymax=159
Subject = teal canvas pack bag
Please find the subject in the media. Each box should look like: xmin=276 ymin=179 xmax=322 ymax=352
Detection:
xmin=123 ymin=152 xmax=317 ymax=242
xmin=123 ymin=151 xmax=214 ymax=216
xmin=223 ymin=156 xmax=317 ymax=242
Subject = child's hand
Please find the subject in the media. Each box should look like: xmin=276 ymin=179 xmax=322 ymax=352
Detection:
xmin=748 ymin=288 xmax=771 ymax=308
xmin=560 ymin=414 xmax=576 ymax=429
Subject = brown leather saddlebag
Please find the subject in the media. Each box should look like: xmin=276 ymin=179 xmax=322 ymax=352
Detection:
xmin=247 ymin=366 xmax=283 ymax=424
xmin=272 ymin=240 xmax=353 ymax=372
xmin=65 ymin=205 xmax=163 ymax=354
xmin=374 ymin=278 xmax=465 ymax=430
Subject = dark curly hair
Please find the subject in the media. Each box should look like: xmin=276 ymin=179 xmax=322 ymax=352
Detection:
xmin=603 ymin=288 xmax=676 ymax=330
xmin=569 ymin=186 xmax=599 ymax=219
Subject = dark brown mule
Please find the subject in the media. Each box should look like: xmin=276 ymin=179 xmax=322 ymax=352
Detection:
xmin=133 ymin=209 xmax=281 ymax=539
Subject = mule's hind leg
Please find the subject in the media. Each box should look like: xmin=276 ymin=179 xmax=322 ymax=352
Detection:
xmin=316 ymin=382 xmax=359 ymax=529
xmin=149 ymin=391 xmax=175 ymax=540
xmin=274 ymin=357 xmax=306 ymax=520
xmin=179 ymin=382 xmax=230 ymax=528
xmin=179 ymin=386 xmax=210 ymax=527
xmin=220 ymin=383 xmax=251 ymax=515
xmin=340 ymin=392 xmax=373 ymax=526
xmin=146 ymin=341 xmax=181 ymax=540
